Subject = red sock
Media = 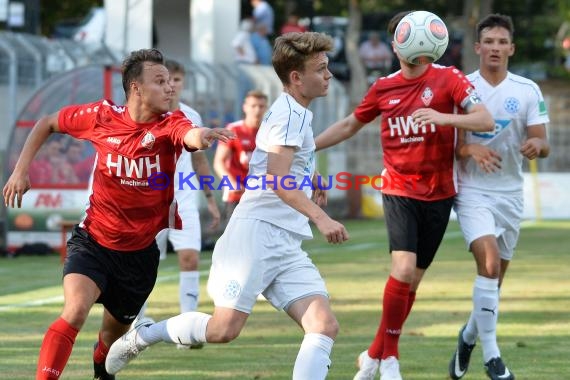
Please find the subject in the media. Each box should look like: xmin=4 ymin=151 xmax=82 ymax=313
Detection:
xmin=93 ymin=332 xmax=109 ymax=365
xmin=405 ymin=291 xmax=416 ymax=320
xmin=36 ymin=317 xmax=79 ymax=379
xmin=367 ymin=276 xmax=410 ymax=360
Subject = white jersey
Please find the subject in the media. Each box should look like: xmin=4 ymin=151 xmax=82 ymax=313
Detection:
xmin=458 ymin=71 xmax=549 ymax=195
xmin=232 ymin=93 xmax=316 ymax=239
xmin=175 ymin=103 xmax=203 ymax=212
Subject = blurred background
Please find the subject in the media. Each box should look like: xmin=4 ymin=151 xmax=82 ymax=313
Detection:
xmin=1 ymin=0 xmax=569 ymax=256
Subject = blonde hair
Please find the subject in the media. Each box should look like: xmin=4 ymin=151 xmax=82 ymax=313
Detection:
xmin=272 ymin=32 xmax=334 ymax=85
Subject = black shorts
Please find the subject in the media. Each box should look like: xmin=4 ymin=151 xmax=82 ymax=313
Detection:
xmin=383 ymin=194 xmax=454 ymax=269
xmin=63 ymin=226 xmax=160 ymax=324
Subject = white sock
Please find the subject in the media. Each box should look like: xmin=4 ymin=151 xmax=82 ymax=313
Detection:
xmin=292 ymin=333 xmax=334 ymax=380
xmin=179 ymin=271 xmax=200 ymax=313
xmin=472 ymin=275 xmax=500 ymax=361
xmin=137 ymin=312 xmax=211 ymax=347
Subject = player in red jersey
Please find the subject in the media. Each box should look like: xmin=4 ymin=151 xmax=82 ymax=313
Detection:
xmin=2 ymin=48 xmax=233 ymax=380
xmin=213 ymin=90 xmax=268 ymax=222
xmin=314 ymin=12 xmax=494 ymax=380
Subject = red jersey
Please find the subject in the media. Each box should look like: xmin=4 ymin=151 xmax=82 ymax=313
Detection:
xmin=58 ymin=99 xmax=195 ymax=251
xmin=218 ymin=120 xmax=259 ymax=202
xmin=354 ymin=64 xmax=474 ymax=201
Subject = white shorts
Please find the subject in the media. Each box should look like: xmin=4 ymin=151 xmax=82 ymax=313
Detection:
xmin=207 ymin=218 xmax=328 ymax=314
xmin=156 ymin=208 xmax=202 ymax=259
xmin=454 ymin=192 xmax=523 ymax=260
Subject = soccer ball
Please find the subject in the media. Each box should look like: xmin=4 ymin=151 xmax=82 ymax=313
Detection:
xmin=394 ymin=11 xmax=449 ymax=65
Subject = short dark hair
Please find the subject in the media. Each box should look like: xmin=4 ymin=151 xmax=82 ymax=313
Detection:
xmin=121 ymin=48 xmax=165 ymax=98
xmin=272 ymin=32 xmax=334 ymax=85
xmin=476 ymin=14 xmax=514 ymax=42
xmin=388 ymin=11 xmax=412 ymax=35
xmin=165 ymin=59 xmax=185 ymax=75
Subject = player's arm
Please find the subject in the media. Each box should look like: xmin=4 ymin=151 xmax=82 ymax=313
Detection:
xmin=212 ymin=142 xmax=238 ymax=188
xmin=3 ymin=112 xmax=61 ymax=208
xmin=521 ymin=124 xmax=549 ymax=159
xmin=412 ymin=102 xmax=494 ymax=133
xmin=183 ymin=127 xmax=234 ymax=150
xmin=456 ymin=129 xmax=502 ymax=173
xmin=191 ymin=151 xmax=221 ymax=229
xmin=315 ymin=113 xmax=366 ymax=151
xmin=266 ymin=145 xmax=348 ymax=244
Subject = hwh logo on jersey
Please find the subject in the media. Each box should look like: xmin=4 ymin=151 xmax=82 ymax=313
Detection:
xmin=387 ymin=115 xmax=436 ymax=138
xmin=106 ymin=153 xmax=161 ymax=178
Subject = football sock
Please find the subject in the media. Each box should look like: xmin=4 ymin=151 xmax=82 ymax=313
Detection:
xmin=179 ymin=271 xmax=200 ymax=313
xmin=36 ymin=317 xmax=79 ymax=379
xmin=93 ymin=332 xmax=109 ymax=364
xmin=292 ymin=333 xmax=334 ymax=380
xmin=463 ymin=312 xmax=478 ymax=345
xmin=137 ymin=312 xmax=211 ymax=346
xmin=368 ymin=276 xmax=410 ymax=360
xmin=472 ymin=275 xmax=500 ymax=361
xmin=405 ymin=291 xmax=416 ymax=320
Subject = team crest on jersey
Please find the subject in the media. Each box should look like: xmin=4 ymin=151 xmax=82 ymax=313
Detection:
xmin=141 ymin=131 xmax=156 ymax=150
xmin=504 ymin=97 xmax=520 ymax=114
xmin=421 ymin=87 xmax=434 ymax=106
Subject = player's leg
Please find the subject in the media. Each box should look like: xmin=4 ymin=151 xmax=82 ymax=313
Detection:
xmin=287 ymin=296 xmax=337 ymax=380
xmin=37 ymin=226 xmax=105 ymax=380
xmin=450 ymin=194 xmax=497 ymax=379
xmin=263 ymin=232 xmax=336 ymax=380
xmin=357 ymin=195 xmax=421 ymax=380
xmin=37 ymin=273 xmax=100 ymax=380
xmin=482 ymin=196 xmax=520 ymax=380
xmin=105 ymin=218 xmax=269 ymax=375
xmin=171 ymin=210 xmax=202 ymax=314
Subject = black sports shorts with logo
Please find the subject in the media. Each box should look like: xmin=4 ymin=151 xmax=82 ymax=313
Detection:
xmin=382 ymin=193 xmax=454 ymax=269
xmin=63 ymin=226 xmax=160 ymax=324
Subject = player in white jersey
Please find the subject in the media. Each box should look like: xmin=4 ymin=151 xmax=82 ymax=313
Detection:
xmin=106 ymin=32 xmax=349 ymax=379
xmin=449 ymin=14 xmax=550 ymax=380
xmin=137 ymin=60 xmax=220 ymax=348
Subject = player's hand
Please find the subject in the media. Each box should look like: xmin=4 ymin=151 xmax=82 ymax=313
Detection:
xmin=467 ymin=143 xmax=502 ymax=173
xmin=411 ymin=108 xmax=445 ymax=127
xmin=311 ymin=172 xmax=328 ymax=207
xmin=3 ymin=172 xmax=31 ymax=208
xmin=520 ymin=137 xmax=543 ymax=160
xmin=315 ymin=216 xmax=349 ymax=244
xmin=202 ymin=128 xmax=235 ymax=148
xmin=206 ymin=195 xmax=221 ymax=231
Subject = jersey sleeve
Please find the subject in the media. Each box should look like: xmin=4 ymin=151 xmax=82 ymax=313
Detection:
xmin=57 ymin=101 xmax=102 ymax=139
xmin=265 ymin=107 xmax=305 ymax=148
xmin=447 ymin=67 xmax=478 ymax=111
xmin=167 ymin=111 xmax=197 ymax=151
xmin=354 ymin=82 xmax=382 ymax=124
xmin=526 ymin=82 xmax=550 ymax=126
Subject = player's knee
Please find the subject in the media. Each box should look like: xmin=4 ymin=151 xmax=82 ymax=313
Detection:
xmin=305 ymin=313 xmax=339 ymax=339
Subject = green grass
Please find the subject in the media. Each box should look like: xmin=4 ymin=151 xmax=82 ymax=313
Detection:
xmin=1 ymin=219 xmax=569 ymax=379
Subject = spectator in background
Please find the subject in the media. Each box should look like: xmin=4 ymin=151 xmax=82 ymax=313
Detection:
xmin=232 ymin=18 xmax=257 ymax=64
xmin=251 ymin=0 xmax=274 ymax=36
xmin=280 ymin=13 xmax=307 ymax=35
xmin=359 ymin=31 xmax=393 ymax=74
xmin=251 ymin=23 xmax=273 ymax=65
xmin=213 ymin=90 xmax=268 ymax=224
xmin=65 ymin=140 xmax=95 ymax=183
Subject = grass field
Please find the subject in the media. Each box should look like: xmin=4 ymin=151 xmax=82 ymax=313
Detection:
xmin=1 ymin=219 xmax=569 ymax=379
